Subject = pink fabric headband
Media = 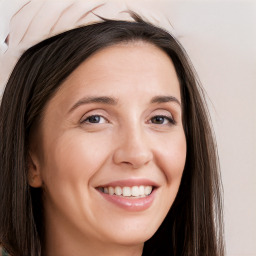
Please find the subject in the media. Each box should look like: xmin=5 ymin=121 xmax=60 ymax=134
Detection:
xmin=0 ymin=0 xmax=177 ymax=97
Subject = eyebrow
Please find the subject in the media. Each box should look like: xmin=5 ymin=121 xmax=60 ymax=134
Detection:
xmin=150 ymin=96 xmax=181 ymax=106
xmin=69 ymin=96 xmax=118 ymax=113
xmin=68 ymin=95 xmax=181 ymax=113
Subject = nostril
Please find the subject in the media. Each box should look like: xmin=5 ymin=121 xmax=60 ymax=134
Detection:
xmin=122 ymin=161 xmax=132 ymax=165
xmin=4 ymin=35 xmax=9 ymax=46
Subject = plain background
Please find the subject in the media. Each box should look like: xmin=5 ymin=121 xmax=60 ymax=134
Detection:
xmin=158 ymin=1 xmax=256 ymax=255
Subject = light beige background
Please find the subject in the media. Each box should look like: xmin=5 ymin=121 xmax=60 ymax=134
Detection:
xmin=158 ymin=0 xmax=256 ymax=255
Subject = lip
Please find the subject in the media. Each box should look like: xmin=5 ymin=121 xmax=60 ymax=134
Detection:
xmin=97 ymin=188 xmax=157 ymax=211
xmin=97 ymin=178 xmax=159 ymax=188
xmin=95 ymin=179 xmax=158 ymax=211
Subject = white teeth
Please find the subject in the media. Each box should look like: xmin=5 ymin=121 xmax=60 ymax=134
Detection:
xmin=131 ymin=186 xmax=140 ymax=197
xmin=123 ymin=187 xmax=131 ymax=196
xmin=108 ymin=186 xmax=114 ymax=195
xmin=115 ymin=186 xmax=122 ymax=196
xmin=101 ymin=185 xmax=153 ymax=197
xmin=139 ymin=185 xmax=144 ymax=196
xmin=144 ymin=186 xmax=153 ymax=195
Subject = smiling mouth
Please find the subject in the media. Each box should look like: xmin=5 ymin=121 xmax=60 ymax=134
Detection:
xmin=97 ymin=185 xmax=153 ymax=198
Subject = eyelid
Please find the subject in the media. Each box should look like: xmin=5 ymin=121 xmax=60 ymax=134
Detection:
xmin=80 ymin=111 xmax=110 ymax=124
xmin=149 ymin=115 xmax=176 ymax=125
xmin=147 ymin=108 xmax=176 ymax=125
xmin=83 ymin=115 xmax=108 ymax=124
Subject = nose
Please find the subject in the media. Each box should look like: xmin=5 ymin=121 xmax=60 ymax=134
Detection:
xmin=113 ymin=126 xmax=153 ymax=169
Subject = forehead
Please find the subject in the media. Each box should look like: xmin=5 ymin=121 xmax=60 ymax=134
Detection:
xmin=46 ymin=41 xmax=181 ymax=113
xmin=58 ymin=42 xmax=180 ymax=97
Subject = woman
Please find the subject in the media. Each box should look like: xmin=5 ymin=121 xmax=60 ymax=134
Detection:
xmin=0 ymin=5 xmax=224 ymax=256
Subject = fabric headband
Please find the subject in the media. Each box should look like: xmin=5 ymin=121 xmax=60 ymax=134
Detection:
xmin=0 ymin=0 xmax=177 ymax=97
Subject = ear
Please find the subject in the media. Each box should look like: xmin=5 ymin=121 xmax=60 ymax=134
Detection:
xmin=27 ymin=151 xmax=43 ymax=188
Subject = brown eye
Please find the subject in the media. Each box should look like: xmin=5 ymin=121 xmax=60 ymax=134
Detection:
xmin=83 ymin=115 xmax=107 ymax=124
xmin=150 ymin=115 xmax=175 ymax=125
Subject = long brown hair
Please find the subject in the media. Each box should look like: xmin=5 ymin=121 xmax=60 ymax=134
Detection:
xmin=0 ymin=16 xmax=224 ymax=256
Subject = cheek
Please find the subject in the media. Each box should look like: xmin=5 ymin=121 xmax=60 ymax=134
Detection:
xmin=155 ymin=131 xmax=187 ymax=183
xmin=39 ymin=131 xmax=113 ymax=225
xmin=40 ymin=131 xmax=110 ymax=187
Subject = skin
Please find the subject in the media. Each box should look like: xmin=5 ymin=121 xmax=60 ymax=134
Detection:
xmin=29 ymin=41 xmax=187 ymax=256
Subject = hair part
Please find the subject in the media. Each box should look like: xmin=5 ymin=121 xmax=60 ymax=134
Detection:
xmin=0 ymin=16 xmax=224 ymax=256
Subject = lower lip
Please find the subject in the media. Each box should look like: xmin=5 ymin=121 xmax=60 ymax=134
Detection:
xmin=98 ymin=189 xmax=156 ymax=211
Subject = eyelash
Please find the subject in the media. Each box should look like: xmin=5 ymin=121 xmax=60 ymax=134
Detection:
xmin=82 ymin=114 xmax=175 ymax=125
xmin=82 ymin=115 xmax=108 ymax=124
xmin=149 ymin=115 xmax=176 ymax=125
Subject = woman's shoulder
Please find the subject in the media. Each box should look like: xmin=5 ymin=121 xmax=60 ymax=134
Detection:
xmin=1 ymin=247 xmax=9 ymax=256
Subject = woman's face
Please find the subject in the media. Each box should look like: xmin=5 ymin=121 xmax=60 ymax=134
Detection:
xmin=29 ymin=42 xmax=186 ymax=251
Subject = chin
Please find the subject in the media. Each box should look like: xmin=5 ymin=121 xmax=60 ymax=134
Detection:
xmin=100 ymin=218 xmax=160 ymax=246
xmin=109 ymin=231 xmax=154 ymax=247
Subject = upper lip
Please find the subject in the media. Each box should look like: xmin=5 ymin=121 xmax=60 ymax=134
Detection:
xmin=96 ymin=178 xmax=159 ymax=188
